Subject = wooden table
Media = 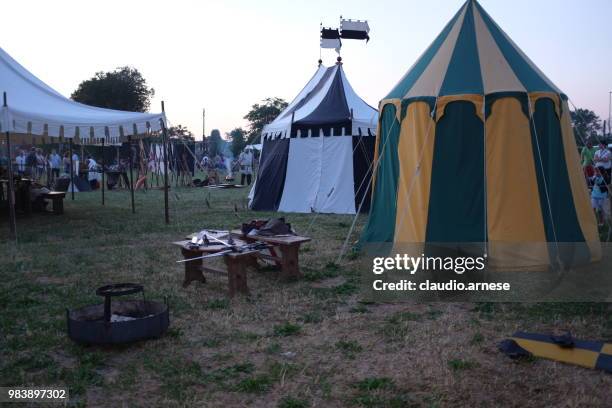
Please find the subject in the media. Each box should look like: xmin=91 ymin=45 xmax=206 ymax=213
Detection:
xmin=173 ymin=238 xmax=256 ymax=297
xmin=231 ymin=230 xmax=311 ymax=280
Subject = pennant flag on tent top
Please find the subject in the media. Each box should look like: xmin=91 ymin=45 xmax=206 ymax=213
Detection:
xmin=320 ymin=27 xmax=342 ymax=53
xmin=340 ymin=19 xmax=370 ymax=42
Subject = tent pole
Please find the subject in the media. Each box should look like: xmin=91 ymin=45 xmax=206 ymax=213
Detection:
xmin=161 ymin=101 xmax=170 ymax=224
xmin=128 ymin=135 xmax=135 ymax=214
xmin=101 ymin=138 xmax=105 ymax=206
xmin=155 ymin=140 xmax=160 ymax=187
xmin=69 ymin=139 xmax=74 ymax=200
xmin=3 ymin=92 xmax=17 ymax=240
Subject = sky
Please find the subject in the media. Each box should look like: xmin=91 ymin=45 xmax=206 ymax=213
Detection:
xmin=3 ymin=0 xmax=612 ymax=140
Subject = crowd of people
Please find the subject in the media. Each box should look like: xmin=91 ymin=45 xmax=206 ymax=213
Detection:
xmin=581 ymin=141 xmax=611 ymax=226
xmin=199 ymin=149 xmax=255 ymax=186
xmin=4 ymin=147 xmax=120 ymax=191
xmin=12 ymin=147 xmax=79 ymax=185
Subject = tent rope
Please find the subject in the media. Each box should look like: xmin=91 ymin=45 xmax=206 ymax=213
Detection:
xmin=392 ymin=97 xmax=439 ymax=248
xmin=354 ymin=135 xmax=374 ymax=199
xmin=527 ymin=95 xmax=561 ymax=266
xmin=336 ymin=111 xmax=401 ymax=263
xmin=482 ymin=95 xmax=488 ymax=258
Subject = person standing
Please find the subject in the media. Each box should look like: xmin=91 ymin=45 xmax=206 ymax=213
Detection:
xmin=35 ymin=149 xmax=45 ymax=182
xmin=63 ymin=152 xmax=71 ymax=175
xmin=200 ymin=155 xmax=209 ymax=170
xmin=87 ymin=157 xmax=100 ymax=189
xmin=71 ymin=151 xmax=80 ymax=176
xmin=16 ymin=150 xmax=26 ymax=176
xmin=49 ymin=149 xmax=61 ymax=183
xmin=593 ymin=142 xmax=611 ymax=184
xmin=580 ymin=141 xmax=596 ymax=179
xmin=25 ymin=148 xmax=37 ymax=178
xmin=591 ymin=166 xmax=609 ymax=226
xmin=238 ymin=149 xmax=254 ymax=185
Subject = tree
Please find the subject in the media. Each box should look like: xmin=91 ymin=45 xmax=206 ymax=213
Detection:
xmin=243 ymin=97 xmax=288 ymax=144
xmin=207 ymin=129 xmax=223 ymax=157
xmin=570 ymin=108 xmax=602 ymax=146
xmin=71 ymin=66 xmax=155 ymax=112
xmin=228 ymin=128 xmax=247 ymax=157
xmin=168 ymin=125 xmax=194 ymax=141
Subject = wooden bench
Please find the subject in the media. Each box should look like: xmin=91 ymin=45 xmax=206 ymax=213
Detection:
xmin=231 ymin=230 xmax=311 ymax=280
xmin=42 ymin=191 xmax=66 ymax=215
xmin=173 ymin=239 xmax=256 ymax=297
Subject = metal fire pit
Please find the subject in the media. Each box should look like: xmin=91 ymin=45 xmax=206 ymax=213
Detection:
xmin=67 ymin=283 xmax=169 ymax=345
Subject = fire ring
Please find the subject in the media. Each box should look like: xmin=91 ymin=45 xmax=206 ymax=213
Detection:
xmin=67 ymin=283 xmax=170 ymax=345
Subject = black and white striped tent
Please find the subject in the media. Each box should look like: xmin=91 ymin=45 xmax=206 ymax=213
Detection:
xmin=249 ymin=62 xmax=378 ymax=214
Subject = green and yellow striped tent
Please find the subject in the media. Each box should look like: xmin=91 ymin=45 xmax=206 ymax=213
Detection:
xmin=361 ymin=0 xmax=600 ymax=269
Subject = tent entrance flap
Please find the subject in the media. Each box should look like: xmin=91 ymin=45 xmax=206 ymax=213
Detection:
xmin=251 ymin=138 xmax=290 ymax=211
xmin=425 ymin=100 xmax=485 ymax=243
xmin=278 ymin=138 xmax=322 ymax=213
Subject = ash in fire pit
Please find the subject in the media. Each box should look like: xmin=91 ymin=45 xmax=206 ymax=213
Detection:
xmin=67 ymin=283 xmax=169 ymax=345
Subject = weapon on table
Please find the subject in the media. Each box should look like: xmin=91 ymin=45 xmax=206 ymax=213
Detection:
xmin=177 ymin=241 xmax=269 ymax=263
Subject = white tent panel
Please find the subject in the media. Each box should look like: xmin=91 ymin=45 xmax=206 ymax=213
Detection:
xmin=278 ymin=137 xmax=322 ymax=213
xmin=339 ymin=68 xmax=377 ymax=135
xmin=314 ymin=136 xmax=356 ymax=214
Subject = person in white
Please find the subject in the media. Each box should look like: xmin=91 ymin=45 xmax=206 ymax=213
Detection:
xmin=15 ymin=150 xmax=26 ymax=175
xmin=238 ymin=150 xmax=254 ymax=185
xmin=593 ymin=142 xmax=611 ymax=184
xmin=72 ymin=152 xmax=80 ymax=176
xmin=49 ymin=150 xmax=61 ymax=183
xmin=87 ymin=157 xmax=101 ymax=187
xmin=200 ymin=155 xmax=209 ymax=171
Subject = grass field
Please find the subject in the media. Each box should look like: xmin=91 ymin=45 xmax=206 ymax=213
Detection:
xmin=1 ymin=185 xmax=611 ymax=407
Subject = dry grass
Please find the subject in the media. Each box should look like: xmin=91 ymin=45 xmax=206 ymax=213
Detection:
xmin=1 ymin=186 xmax=611 ymax=407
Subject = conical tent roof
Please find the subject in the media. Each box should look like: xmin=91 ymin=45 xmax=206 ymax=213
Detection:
xmin=262 ymin=63 xmax=377 ymax=139
xmin=251 ymin=63 xmax=378 ymax=215
xmin=361 ymin=0 xmax=600 ymax=270
xmin=386 ymin=0 xmax=561 ymax=100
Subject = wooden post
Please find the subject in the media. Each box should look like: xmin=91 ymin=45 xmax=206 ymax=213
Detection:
xmin=101 ymin=138 xmax=105 ymax=205
xmin=128 ymin=135 xmax=135 ymax=214
xmin=69 ymin=139 xmax=74 ymax=200
xmin=161 ymin=101 xmax=169 ymax=224
xmin=3 ymin=92 xmax=17 ymax=240
xmin=155 ymin=140 xmax=160 ymax=187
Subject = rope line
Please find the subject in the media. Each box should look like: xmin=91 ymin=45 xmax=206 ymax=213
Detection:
xmin=527 ymin=95 xmax=561 ymax=265
xmin=336 ymin=109 xmax=401 ymax=263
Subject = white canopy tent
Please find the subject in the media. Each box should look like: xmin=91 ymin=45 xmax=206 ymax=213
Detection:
xmin=0 ymin=46 xmax=170 ymax=240
xmin=0 ymin=46 xmax=165 ymax=144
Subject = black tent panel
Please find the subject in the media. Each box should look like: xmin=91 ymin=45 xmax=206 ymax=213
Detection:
xmin=292 ymin=67 xmax=351 ymax=135
xmin=251 ymin=138 xmax=290 ymax=211
xmin=352 ymin=135 xmax=376 ymax=213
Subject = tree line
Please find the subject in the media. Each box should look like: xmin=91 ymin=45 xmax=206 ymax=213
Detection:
xmin=70 ymin=66 xmax=607 ymax=152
